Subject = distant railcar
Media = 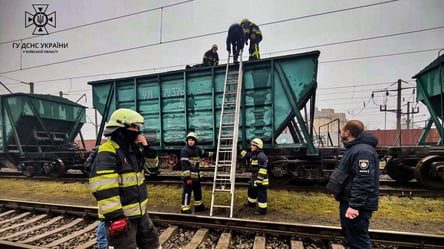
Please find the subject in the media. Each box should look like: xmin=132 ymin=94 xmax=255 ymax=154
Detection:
xmin=0 ymin=93 xmax=88 ymax=177
xmin=383 ymin=53 xmax=444 ymax=189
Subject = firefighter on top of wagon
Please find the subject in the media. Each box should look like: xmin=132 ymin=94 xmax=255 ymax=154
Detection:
xmin=202 ymin=44 xmax=219 ymax=66
xmin=240 ymin=18 xmax=262 ymax=61
xmin=240 ymin=138 xmax=269 ymax=215
xmin=180 ymin=132 xmax=214 ymax=214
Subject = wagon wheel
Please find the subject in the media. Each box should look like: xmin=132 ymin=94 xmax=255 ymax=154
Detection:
xmin=20 ymin=162 xmax=41 ymax=177
xmin=166 ymin=154 xmax=179 ymax=170
xmin=47 ymin=159 xmax=65 ymax=178
xmin=385 ymin=158 xmax=415 ymax=183
xmin=268 ymin=156 xmax=291 ymax=185
xmin=415 ymin=155 xmax=444 ymax=190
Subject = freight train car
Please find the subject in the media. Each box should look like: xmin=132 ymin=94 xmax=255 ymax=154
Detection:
xmin=89 ymin=51 xmax=340 ymax=184
xmin=89 ymin=50 xmax=444 ymax=190
xmin=383 ymin=53 xmax=444 ymax=189
xmin=0 ymin=93 xmax=88 ymax=177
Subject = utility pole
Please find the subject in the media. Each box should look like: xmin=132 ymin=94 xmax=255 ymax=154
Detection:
xmin=396 ymin=79 xmax=401 ymax=145
xmin=377 ymin=79 xmax=418 ymax=146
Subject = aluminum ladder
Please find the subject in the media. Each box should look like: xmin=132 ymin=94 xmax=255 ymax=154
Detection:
xmin=210 ymin=51 xmax=243 ymax=218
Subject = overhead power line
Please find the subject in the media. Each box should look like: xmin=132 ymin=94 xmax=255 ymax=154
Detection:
xmin=0 ymin=0 xmax=194 ymax=45
xmin=0 ymin=0 xmax=411 ymax=75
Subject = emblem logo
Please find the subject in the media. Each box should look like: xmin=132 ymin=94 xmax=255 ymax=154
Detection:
xmin=25 ymin=4 xmax=56 ymax=35
xmin=359 ymin=160 xmax=369 ymax=169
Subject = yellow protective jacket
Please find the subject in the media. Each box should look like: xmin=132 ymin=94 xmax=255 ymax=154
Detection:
xmin=89 ymin=139 xmax=155 ymax=221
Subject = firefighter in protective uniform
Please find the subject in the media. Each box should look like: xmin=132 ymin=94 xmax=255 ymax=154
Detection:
xmin=202 ymin=44 xmax=219 ymax=66
xmin=240 ymin=18 xmax=262 ymax=61
xmin=240 ymin=138 xmax=269 ymax=215
xmin=89 ymin=108 xmax=160 ymax=249
xmin=180 ymin=132 xmax=214 ymax=214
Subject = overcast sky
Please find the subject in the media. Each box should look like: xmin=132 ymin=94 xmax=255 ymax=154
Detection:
xmin=0 ymin=0 xmax=443 ymax=139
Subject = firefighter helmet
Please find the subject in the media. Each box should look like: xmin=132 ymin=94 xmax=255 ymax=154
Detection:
xmin=212 ymin=44 xmax=218 ymax=49
xmin=186 ymin=132 xmax=198 ymax=142
xmin=104 ymin=108 xmax=144 ymax=136
xmin=250 ymin=138 xmax=263 ymax=149
xmin=240 ymin=18 xmax=249 ymax=25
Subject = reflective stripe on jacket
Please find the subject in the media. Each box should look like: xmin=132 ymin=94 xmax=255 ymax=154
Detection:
xmin=89 ymin=139 xmax=148 ymax=221
xmin=180 ymin=145 xmax=211 ymax=179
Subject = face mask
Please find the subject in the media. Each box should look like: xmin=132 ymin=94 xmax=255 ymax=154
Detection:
xmin=124 ymin=129 xmax=139 ymax=143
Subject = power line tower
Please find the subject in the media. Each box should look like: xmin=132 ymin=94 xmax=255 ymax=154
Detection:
xmin=377 ymin=79 xmax=419 ymax=145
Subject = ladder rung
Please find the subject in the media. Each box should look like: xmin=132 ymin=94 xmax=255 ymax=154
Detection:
xmin=216 ymin=162 xmax=231 ymax=166
xmin=212 ymin=204 xmax=232 ymax=208
xmin=214 ymin=189 xmax=231 ymax=193
xmin=215 ymin=173 xmax=231 ymax=177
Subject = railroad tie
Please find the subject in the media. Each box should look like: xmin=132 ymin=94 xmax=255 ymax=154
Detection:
xmin=215 ymin=232 xmax=232 ymax=249
xmin=253 ymin=235 xmax=266 ymax=249
xmin=290 ymin=240 xmax=304 ymax=249
xmin=0 ymin=211 xmax=31 ymax=226
xmin=159 ymin=225 xmax=179 ymax=248
xmin=21 ymin=217 xmax=84 ymax=243
xmin=330 ymin=243 xmax=346 ymax=249
xmin=0 ymin=214 xmax=54 ymax=240
xmin=45 ymin=220 xmax=98 ymax=248
xmin=183 ymin=228 xmax=209 ymax=249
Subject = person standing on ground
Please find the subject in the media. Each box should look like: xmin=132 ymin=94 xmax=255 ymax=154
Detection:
xmin=226 ymin=23 xmax=245 ymax=64
xmin=240 ymin=138 xmax=269 ymax=215
xmin=327 ymin=120 xmax=380 ymax=249
xmin=89 ymin=108 xmax=161 ymax=249
xmin=180 ymin=132 xmax=214 ymax=214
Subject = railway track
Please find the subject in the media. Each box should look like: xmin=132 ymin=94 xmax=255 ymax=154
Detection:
xmin=1 ymin=170 xmax=443 ymax=198
xmin=0 ymin=199 xmax=443 ymax=249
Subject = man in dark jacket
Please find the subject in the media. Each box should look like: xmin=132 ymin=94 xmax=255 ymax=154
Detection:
xmin=226 ymin=23 xmax=245 ymax=64
xmin=180 ymin=132 xmax=214 ymax=214
xmin=89 ymin=108 xmax=160 ymax=249
xmin=327 ymin=120 xmax=379 ymax=249
xmin=202 ymin=44 xmax=219 ymax=66
xmin=240 ymin=138 xmax=269 ymax=215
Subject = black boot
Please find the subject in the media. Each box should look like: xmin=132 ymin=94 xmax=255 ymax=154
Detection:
xmin=194 ymin=204 xmax=206 ymax=212
xmin=254 ymin=208 xmax=266 ymax=215
xmin=180 ymin=209 xmax=192 ymax=214
xmin=244 ymin=201 xmax=256 ymax=208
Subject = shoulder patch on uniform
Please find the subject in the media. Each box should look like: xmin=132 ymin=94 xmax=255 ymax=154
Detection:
xmin=359 ymin=160 xmax=369 ymax=169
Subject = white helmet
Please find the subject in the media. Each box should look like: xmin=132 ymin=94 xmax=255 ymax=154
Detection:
xmin=186 ymin=132 xmax=198 ymax=143
xmin=251 ymin=138 xmax=263 ymax=149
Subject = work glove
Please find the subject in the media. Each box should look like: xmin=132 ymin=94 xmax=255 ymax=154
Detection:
xmin=240 ymin=149 xmax=247 ymax=157
xmin=109 ymin=218 xmax=128 ymax=237
xmin=186 ymin=179 xmax=193 ymax=186
xmin=253 ymin=179 xmax=263 ymax=187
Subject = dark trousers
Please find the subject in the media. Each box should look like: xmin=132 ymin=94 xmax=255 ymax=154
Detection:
xmin=339 ymin=202 xmax=373 ymax=249
xmin=231 ymin=41 xmax=242 ymax=62
xmin=248 ymin=35 xmax=262 ymax=60
xmin=107 ymin=213 xmax=160 ymax=249
xmin=181 ymin=180 xmax=203 ymax=209
xmin=248 ymin=178 xmax=267 ymax=212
